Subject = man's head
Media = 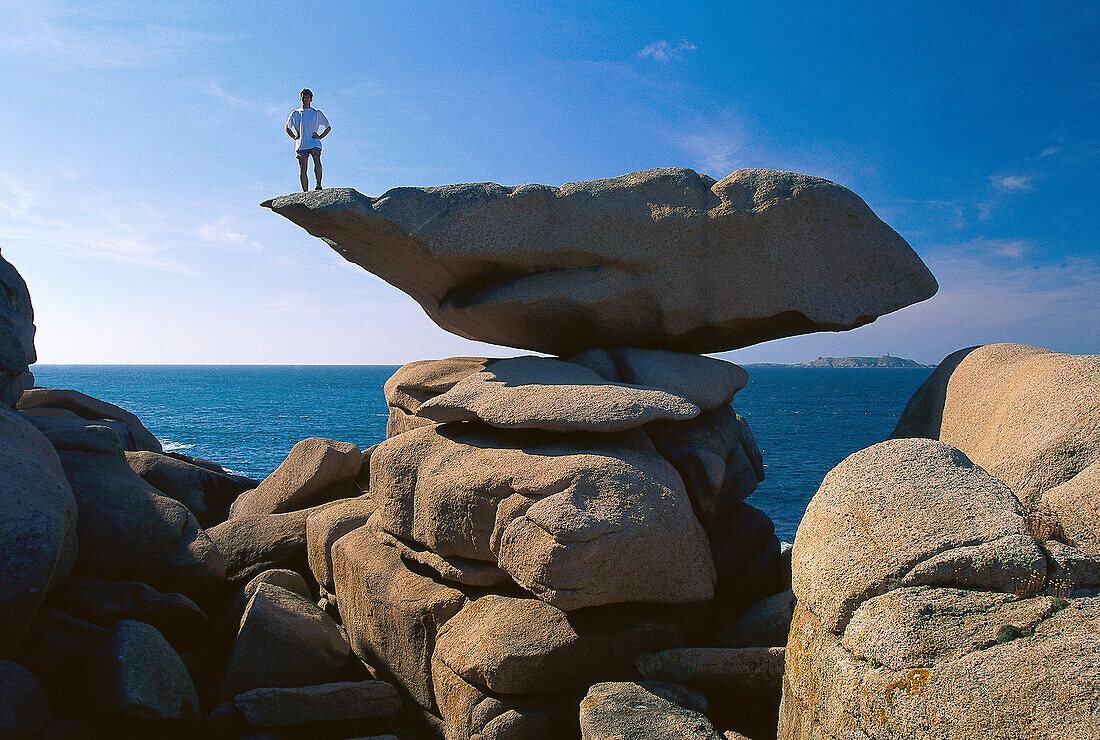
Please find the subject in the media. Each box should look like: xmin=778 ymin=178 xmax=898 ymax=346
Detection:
xmin=300 ymin=89 xmax=313 ymax=107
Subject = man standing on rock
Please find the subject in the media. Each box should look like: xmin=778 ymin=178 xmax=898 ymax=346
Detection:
xmin=285 ymin=89 xmax=331 ymax=192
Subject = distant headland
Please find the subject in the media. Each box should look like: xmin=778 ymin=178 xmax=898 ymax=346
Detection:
xmin=747 ymin=355 xmax=934 ymax=368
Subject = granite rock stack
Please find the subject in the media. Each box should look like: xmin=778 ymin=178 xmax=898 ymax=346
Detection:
xmin=263 ymin=167 xmax=939 ymax=738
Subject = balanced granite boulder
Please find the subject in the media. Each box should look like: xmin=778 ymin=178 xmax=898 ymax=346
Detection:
xmin=263 ymin=168 xmax=937 ymax=355
xmin=0 ymin=407 xmax=77 ymax=659
xmin=368 ymin=423 xmax=715 ymax=609
xmin=0 ymin=249 xmax=36 ymax=408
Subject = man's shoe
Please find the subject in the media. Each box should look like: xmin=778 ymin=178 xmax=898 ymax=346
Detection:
xmin=315 ymin=185 xmax=323 ymax=190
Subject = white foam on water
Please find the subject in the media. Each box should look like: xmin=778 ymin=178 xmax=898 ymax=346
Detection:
xmin=161 ymin=440 xmax=195 ymax=452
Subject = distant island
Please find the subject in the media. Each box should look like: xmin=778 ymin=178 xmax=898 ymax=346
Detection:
xmin=747 ymin=355 xmax=934 ymax=368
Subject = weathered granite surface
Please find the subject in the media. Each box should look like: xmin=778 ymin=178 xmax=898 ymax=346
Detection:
xmin=780 ymin=436 xmax=1100 ymax=740
xmin=264 ymin=168 xmax=937 ymax=355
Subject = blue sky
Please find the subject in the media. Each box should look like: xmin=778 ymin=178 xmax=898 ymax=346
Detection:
xmin=1 ymin=0 xmax=1096 ymax=365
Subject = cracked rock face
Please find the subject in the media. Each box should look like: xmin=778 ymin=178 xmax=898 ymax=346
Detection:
xmin=782 ymin=592 xmax=1100 ymax=740
xmin=780 ymin=436 xmax=1100 ymax=740
xmin=368 ymin=423 xmax=717 ymax=610
xmin=792 ymin=438 xmax=1041 ymax=633
xmin=263 ymin=168 xmax=937 ymax=355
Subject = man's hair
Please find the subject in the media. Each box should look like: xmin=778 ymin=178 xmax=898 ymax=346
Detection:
xmin=301 ymin=89 xmax=313 ymax=98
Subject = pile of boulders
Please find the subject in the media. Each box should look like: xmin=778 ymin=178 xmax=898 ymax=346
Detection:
xmin=322 ymin=348 xmax=784 ymax=738
xmin=2 ymin=166 xmax=941 ymax=739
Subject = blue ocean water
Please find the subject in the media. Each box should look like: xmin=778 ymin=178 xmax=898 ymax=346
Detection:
xmin=30 ymin=365 xmax=932 ymax=542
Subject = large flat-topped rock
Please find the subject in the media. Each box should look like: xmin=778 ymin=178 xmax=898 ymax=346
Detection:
xmin=263 ymin=168 xmax=938 ymax=355
xmin=414 ymin=356 xmax=703 ymax=432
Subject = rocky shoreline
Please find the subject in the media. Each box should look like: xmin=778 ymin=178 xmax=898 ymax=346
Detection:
xmin=2 ymin=168 xmax=1096 ymax=739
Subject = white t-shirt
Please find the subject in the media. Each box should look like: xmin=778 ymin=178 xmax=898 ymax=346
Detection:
xmin=286 ymin=107 xmax=330 ymax=152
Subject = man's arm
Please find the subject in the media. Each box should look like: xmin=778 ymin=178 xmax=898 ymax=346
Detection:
xmin=286 ymin=126 xmax=299 ymax=139
xmin=312 ymin=125 xmax=331 ymax=140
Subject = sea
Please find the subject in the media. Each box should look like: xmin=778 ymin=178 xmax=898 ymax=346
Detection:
xmin=30 ymin=365 xmax=934 ymax=543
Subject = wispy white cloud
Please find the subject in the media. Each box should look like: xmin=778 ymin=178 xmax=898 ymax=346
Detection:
xmin=0 ymin=175 xmax=34 ymax=216
xmin=637 ymin=39 xmax=698 ymax=63
xmin=989 ymin=174 xmax=1033 ymax=192
xmin=0 ymin=3 xmax=228 ymax=69
xmin=199 ymin=82 xmax=284 ymax=118
xmin=204 ymin=82 xmax=253 ymax=108
xmin=674 ymin=125 xmax=748 ymax=176
xmin=0 ymin=211 xmax=197 ymax=274
xmin=0 ymin=183 xmax=218 ymax=274
xmin=923 ymin=251 xmax=1100 ymax=345
xmin=979 ymin=172 xmax=1035 ymax=220
xmin=667 ymin=114 xmax=877 ymax=187
xmin=967 ymin=237 xmax=1030 ymax=259
xmin=197 ymin=216 xmax=264 ymax=254
xmin=1039 ymin=146 xmax=1063 ymax=158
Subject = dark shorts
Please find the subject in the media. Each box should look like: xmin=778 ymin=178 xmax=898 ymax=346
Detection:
xmin=296 ymin=147 xmax=321 ymax=159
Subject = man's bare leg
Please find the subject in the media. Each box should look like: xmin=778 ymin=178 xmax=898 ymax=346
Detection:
xmin=312 ymin=149 xmax=323 ymax=189
xmin=298 ymin=154 xmax=309 ymax=192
